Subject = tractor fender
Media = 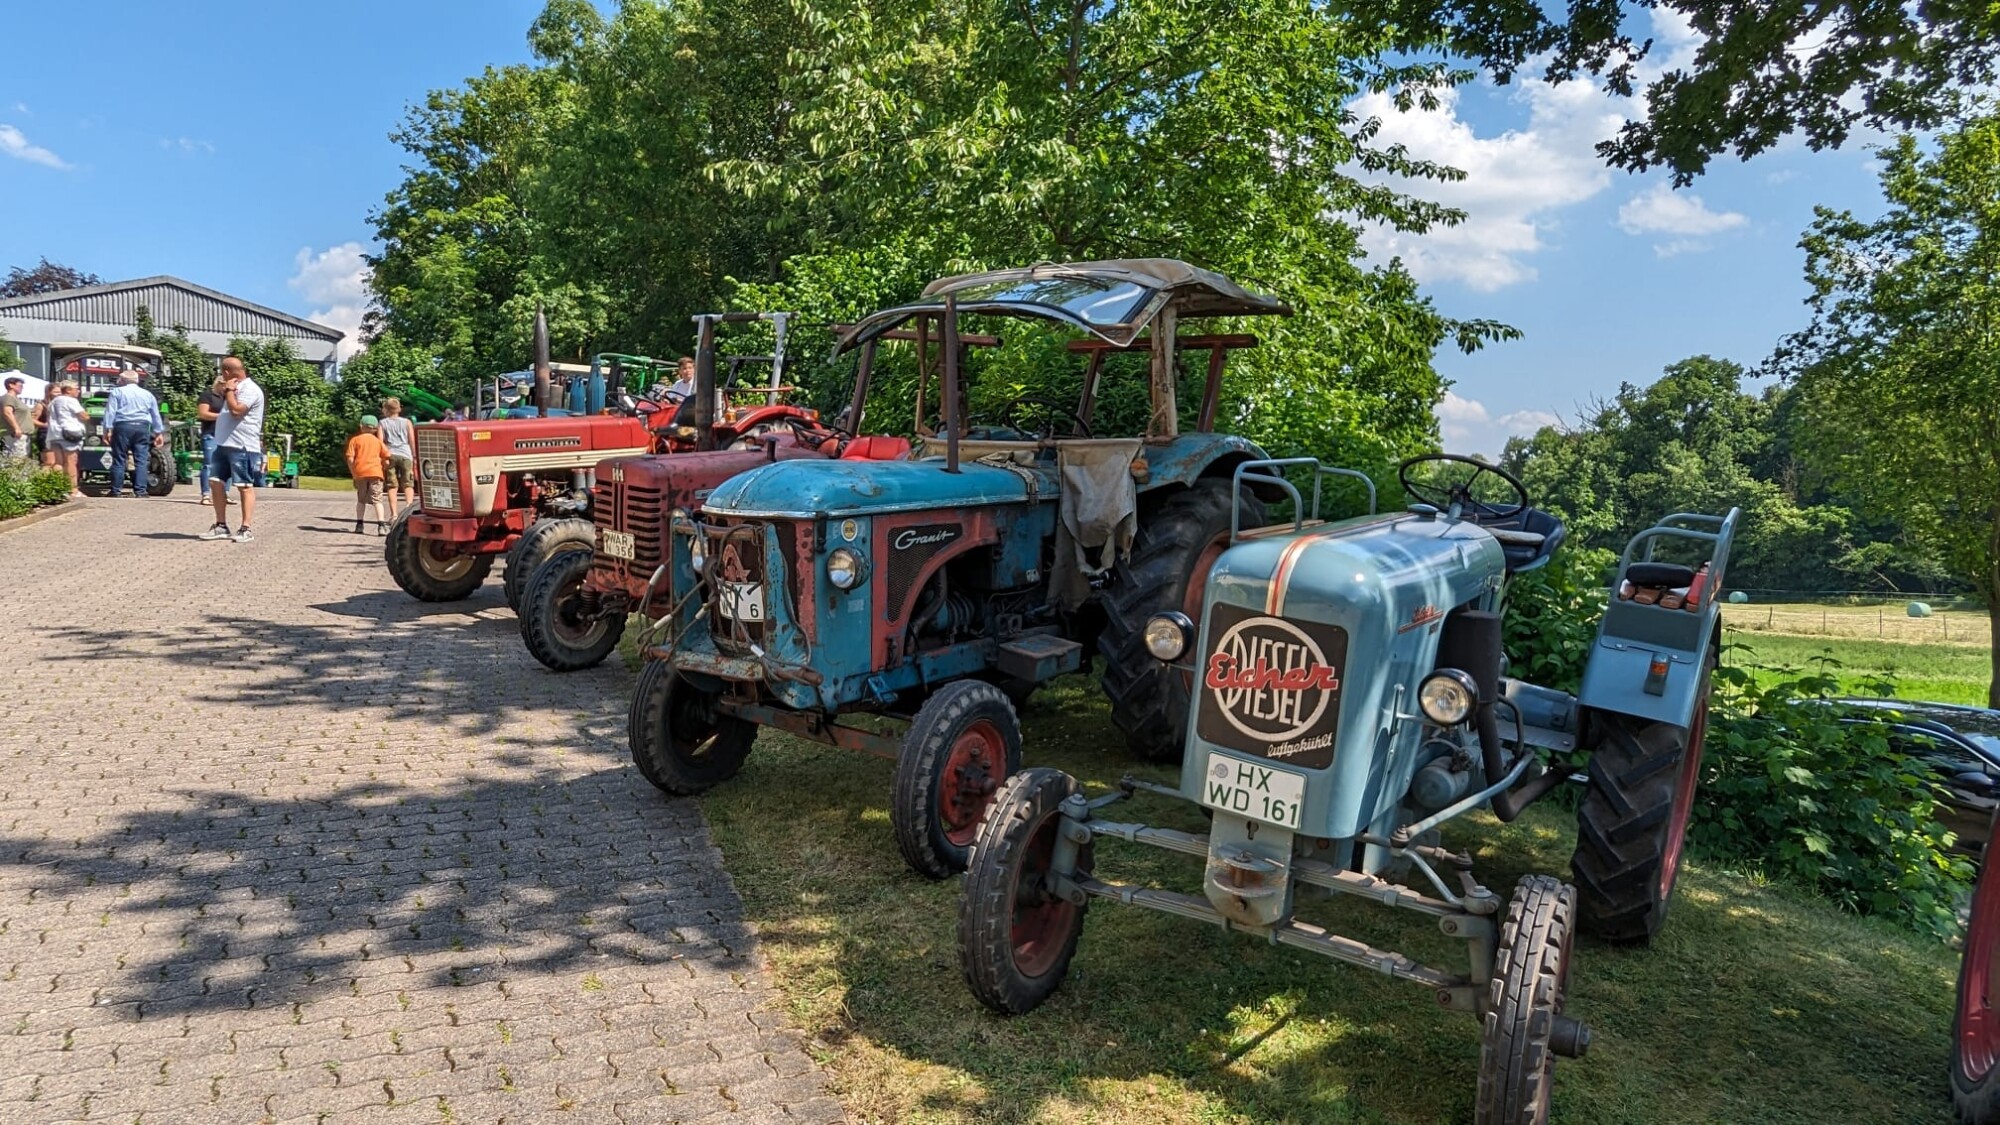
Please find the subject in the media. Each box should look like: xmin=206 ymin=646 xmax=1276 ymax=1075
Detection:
xmin=1575 ymin=608 xmax=1719 ymax=731
xmin=1136 ymin=434 xmax=1283 ymax=502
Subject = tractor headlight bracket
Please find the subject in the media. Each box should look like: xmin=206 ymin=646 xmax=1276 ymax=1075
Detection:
xmin=1419 ymin=668 xmax=1479 ymax=726
xmin=1143 ymin=612 xmax=1195 ymax=662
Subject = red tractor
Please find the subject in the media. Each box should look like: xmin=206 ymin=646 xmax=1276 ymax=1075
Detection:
xmin=386 ymin=315 xmax=822 ymax=610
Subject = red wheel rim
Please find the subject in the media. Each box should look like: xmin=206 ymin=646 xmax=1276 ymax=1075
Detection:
xmin=939 ymin=720 xmax=1005 ymax=848
xmin=1008 ymin=810 xmax=1079 ymax=978
xmin=1659 ymin=679 xmax=1709 ymax=900
xmin=1962 ymin=856 xmax=2000 ymax=1080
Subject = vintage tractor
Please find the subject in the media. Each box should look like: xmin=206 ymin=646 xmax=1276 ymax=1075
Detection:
xmin=386 ymin=319 xmax=818 ymax=609
xmin=57 ymin=343 xmax=196 ymax=496
xmin=621 ymin=260 xmax=1295 ymax=879
xmin=953 ymin=453 xmax=1740 ymax=1124
xmin=1954 ymin=805 xmax=2000 ymax=1122
xmin=516 ymin=312 xmax=852 ymax=672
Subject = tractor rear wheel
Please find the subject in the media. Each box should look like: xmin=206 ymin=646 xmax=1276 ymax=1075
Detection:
xmin=504 ymin=517 xmax=595 ymax=613
xmin=1098 ymin=478 xmax=1263 ymax=762
xmin=385 ymin=515 xmax=493 ymax=602
xmin=958 ymin=767 xmax=1091 ymax=1015
xmin=1569 ymin=661 xmax=1714 ymax=944
xmin=1475 ymin=875 xmax=1579 ymax=1125
xmin=145 ymin=449 xmax=176 ymax=496
xmin=893 ymin=681 xmax=1022 ymax=879
xmin=1954 ymin=807 xmax=2000 ymax=1122
xmin=520 ymin=550 xmax=625 ymax=671
xmin=628 ymin=660 xmax=756 ymax=795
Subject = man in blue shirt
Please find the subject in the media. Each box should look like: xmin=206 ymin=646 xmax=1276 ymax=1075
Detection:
xmin=101 ymin=368 xmax=166 ymax=497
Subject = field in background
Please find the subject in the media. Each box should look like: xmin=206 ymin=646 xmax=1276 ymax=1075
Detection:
xmin=1723 ymin=599 xmax=1989 ymax=647
xmin=702 ymin=674 xmax=1957 ymax=1125
xmin=1724 ymin=629 xmax=1991 ymax=706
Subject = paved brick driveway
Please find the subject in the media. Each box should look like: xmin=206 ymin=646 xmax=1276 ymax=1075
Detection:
xmin=0 ymin=496 xmax=840 ymax=1124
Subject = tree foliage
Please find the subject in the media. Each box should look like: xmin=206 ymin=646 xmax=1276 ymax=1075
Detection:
xmin=1387 ymin=1 xmax=2000 ymax=183
xmin=1774 ymin=110 xmax=2000 ymax=703
xmin=1 ymin=257 xmax=101 ymax=299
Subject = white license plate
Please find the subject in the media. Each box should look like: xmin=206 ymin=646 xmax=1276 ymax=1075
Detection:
xmin=1199 ymin=753 xmax=1306 ymax=830
xmin=718 ymin=581 xmax=766 ymax=622
xmin=422 ymin=484 xmax=456 ymax=509
xmin=601 ymin=530 xmax=636 ymax=561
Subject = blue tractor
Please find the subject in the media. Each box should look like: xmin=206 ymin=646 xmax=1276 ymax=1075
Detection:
xmin=954 ymin=452 xmax=1740 ymax=1124
xmin=627 ymin=260 xmax=1293 ymax=877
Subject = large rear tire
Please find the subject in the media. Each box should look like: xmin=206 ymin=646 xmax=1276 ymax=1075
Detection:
xmin=385 ymin=514 xmax=493 ymax=602
xmin=893 ymin=681 xmax=1022 ymax=879
xmin=504 ymin=516 xmax=594 ymax=613
xmin=1954 ymin=808 xmax=2000 ymax=1122
xmin=958 ymin=767 xmax=1091 ymax=1015
xmin=1475 ymin=875 xmax=1578 ymax=1125
xmin=628 ymin=660 xmax=756 ymax=795
xmin=519 ymin=550 xmax=625 ymax=671
xmin=1098 ymin=479 xmax=1263 ymax=762
xmin=1569 ymin=662 xmax=1713 ymax=944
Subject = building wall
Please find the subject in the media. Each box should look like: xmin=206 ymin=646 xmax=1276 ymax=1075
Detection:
xmin=0 ymin=314 xmax=338 ymax=380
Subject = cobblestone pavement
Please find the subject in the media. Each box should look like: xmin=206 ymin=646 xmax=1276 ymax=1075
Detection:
xmin=0 ymin=496 xmax=841 ymax=1124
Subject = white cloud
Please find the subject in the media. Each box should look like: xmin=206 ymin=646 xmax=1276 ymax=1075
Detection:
xmin=1435 ymin=391 xmax=1561 ymax=456
xmin=1352 ymin=10 xmax=1707 ymax=291
xmin=0 ymin=124 xmax=70 ymax=170
xmin=289 ymin=242 xmax=371 ymax=361
xmin=1616 ymin=183 xmax=1746 ymax=236
xmin=12 ymin=103 xmax=28 ymax=116
xmin=160 ymin=137 xmax=215 ymax=155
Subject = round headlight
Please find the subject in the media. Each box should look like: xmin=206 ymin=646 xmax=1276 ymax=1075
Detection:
xmin=1143 ymin=612 xmax=1194 ymax=661
xmin=1419 ymin=669 xmax=1479 ymax=726
xmin=827 ymin=547 xmax=866 ymax=590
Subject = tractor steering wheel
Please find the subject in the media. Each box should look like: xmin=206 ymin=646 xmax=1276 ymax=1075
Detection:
xmin=1398 ymin=453 xmax=1529 ymax=521
xmin=971 ymin=395 xmax=1092 ymax=441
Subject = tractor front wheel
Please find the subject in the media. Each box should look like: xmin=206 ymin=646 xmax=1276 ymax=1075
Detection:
xmin=893 ymin=680 xmax=1022 ymax=879
xmin=520 ymin=550 xmax=625 ymax=671
xmin=1569 ymin=660 xmax=1713 ymax=944
xmin=385 ymin=515 xmax=493 ymax=602
xmin=1098 ymin=479 xmax=1264 ymax=762
xmin=504 ymin=516 xmax=595 ymax=613
xmin=1475 ymin=875 xmax=1579 ymax=1125
xmin=627 ymin=660 xmax=756 ymax=795
xmin=1954 ymin=807 xmax=2000 ymax=1122
xmin=958 ymin=767 xmax=1091 ymax=1015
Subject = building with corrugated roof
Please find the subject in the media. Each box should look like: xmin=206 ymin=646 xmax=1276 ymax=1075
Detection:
xmin=0 ymin=275 xmax=345 ymax=380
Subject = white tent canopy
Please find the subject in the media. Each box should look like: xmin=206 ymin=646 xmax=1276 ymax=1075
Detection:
xmin=0 ymin=371 xmax=43 ymax=402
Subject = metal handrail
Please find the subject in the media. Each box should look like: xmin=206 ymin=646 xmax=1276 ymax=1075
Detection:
xmin=1230 ymin=457 xmax=1377 ymax=542
xmin=1619 ymin=507 xmax=1742 ymax=594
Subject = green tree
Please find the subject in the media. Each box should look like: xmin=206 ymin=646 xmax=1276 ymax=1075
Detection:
xmin=330 ymin=333 xmax=445 ymax=420
xmin=128 ymin=306 xmax=214 ymax=416
xmin=0 ymin=330 xmax=20 ymax=370
xmin=1776 ymin=110 xmax=2000 ymax=703
xmin=1387 ymin=1 xmax=2000 ymax=183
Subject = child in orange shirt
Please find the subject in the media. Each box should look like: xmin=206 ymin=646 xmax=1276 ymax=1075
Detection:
xmin=345 ymin=415 xmax=391 ymax=535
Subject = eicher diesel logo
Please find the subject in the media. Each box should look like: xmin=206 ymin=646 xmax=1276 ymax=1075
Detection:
xmin=893 ymin=525 xmax=959 ymax=551
xmin=1196 ymin=602 xmax=1348 ymax=770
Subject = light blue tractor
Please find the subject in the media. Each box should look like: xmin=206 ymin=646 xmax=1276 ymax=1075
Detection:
xmin=955 ymin=452 xmax=1741 ymax=1124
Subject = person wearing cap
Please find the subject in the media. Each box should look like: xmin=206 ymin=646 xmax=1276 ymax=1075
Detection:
xmin=344 ymin=414 xmax=391 ymax=535
xmin=101 ymin=367 xmax=166 ymax=497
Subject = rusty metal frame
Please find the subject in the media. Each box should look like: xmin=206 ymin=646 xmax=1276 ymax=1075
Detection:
xmin=720 ymin=701 xmax=902 ymax=761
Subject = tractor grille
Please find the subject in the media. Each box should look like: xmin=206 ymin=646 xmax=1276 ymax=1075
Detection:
xmin=416 ymin=430 xmax=462 ymax=513
xmin=623 ymin=484 xmax=664 ymax=569
xmin=706 ymin=520 xmax=777 ymax=654
xmin=886 ymin=523 xmax=961 ymax=615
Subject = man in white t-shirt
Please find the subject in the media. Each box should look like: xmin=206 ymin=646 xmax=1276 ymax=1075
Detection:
xmin=202 ymin=356 xmax=266 ymax=543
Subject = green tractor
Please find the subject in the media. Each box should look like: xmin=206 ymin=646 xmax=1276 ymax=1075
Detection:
xmin=55 ymin=343 xmax=200 ymax=496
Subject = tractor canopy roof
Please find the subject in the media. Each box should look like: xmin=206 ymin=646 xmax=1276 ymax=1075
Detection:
xmin=834 ymin=259 xmax=1290 ymax=352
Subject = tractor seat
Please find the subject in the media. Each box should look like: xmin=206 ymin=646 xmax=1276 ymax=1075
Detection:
xmin=840 ymin=435 xmax=914 ymax=461
xmin=1481 ymin=508 xmax=1567 ymax=574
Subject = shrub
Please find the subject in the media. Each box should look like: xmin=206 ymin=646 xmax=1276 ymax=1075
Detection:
xmin=1693 ymin=651 xmax=1973 ymax=939
xmin=1502 ymin=544 xmax=1614 ymax=695
xmin=25 ymin=468 xmax=68 ymax=506
xmin=0 ymin=462 xmax=72 ymax=519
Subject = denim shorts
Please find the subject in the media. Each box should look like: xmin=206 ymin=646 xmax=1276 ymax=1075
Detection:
xmin=206 ymin=446 xmax=262 ymax=488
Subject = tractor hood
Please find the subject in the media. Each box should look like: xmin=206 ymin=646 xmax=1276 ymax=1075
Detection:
xmin=701 ymin=457 xmax=1044 ymax=519
xmin=1181 ymin=510 xmax=1506 ymax=841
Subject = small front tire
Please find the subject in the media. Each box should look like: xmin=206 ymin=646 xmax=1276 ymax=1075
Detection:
xmin=628 ymin=660 xmax=756 ymax=795
xmin=385 ymin=515 xmax=494 ymax=602
xmin=1474 ymin=875 xmax=1578 ymax=1125
xmin=504 ymin=516 xmax=595 ymax=613
xmin=957 ymin=767 xmax=1091 ymax=1015
xmin=520 ymin=550 xmax=625 ymax=671
xmin=893 ymin=680 xmax=1022 ymax=879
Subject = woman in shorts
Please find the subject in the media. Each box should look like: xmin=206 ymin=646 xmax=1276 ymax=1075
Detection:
xmin=42 ymin=381 xmax=88 ymax=498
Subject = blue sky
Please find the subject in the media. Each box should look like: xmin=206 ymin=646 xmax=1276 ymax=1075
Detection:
xmin=0 ymin=4 xmax=1887 ymax=454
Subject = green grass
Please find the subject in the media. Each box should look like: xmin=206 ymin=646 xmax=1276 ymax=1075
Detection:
xmin=702 ymin=674 xmax=1959 ymax=1125
xmin=1726 ymin=627 xmax=1993 ymax=706
xmin=296 ymin=475 xmax=353 ymax=492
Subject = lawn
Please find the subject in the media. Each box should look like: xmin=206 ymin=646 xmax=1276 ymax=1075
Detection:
xmin=699 ymin=672 xmax=1960 ymax=1125
xmin=1725 ymin=627 xmax=1993 ymax=706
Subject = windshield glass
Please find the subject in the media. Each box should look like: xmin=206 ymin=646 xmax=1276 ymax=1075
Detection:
xmin=944 ymin=277 xmax=1152 ymax=326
